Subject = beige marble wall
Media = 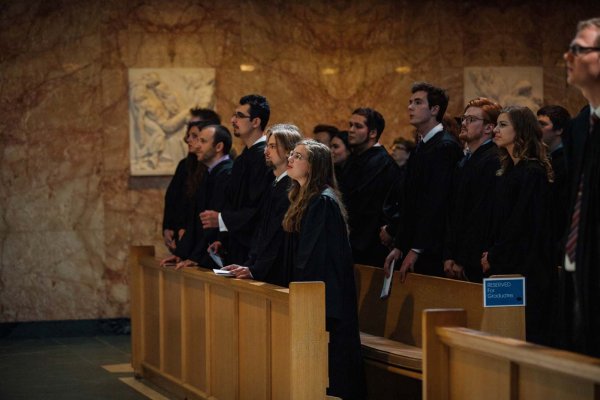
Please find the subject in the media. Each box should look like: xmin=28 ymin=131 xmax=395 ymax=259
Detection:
xmin=1 ymin=0 xmax=599 ymax=321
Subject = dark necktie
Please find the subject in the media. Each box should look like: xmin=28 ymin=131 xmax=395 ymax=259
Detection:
xmin=565 ymin=112 xmax=599 ymax=263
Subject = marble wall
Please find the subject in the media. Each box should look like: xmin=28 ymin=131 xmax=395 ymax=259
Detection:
xmin=1 ymin=0 xmax=599 ymax=322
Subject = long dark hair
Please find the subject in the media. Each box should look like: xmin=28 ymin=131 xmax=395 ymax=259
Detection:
xmin=282 ymin=139 xmax=347 ymax=232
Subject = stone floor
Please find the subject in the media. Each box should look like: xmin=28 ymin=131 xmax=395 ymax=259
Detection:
xmin=0 ymin=334 xmax=177 ymax=399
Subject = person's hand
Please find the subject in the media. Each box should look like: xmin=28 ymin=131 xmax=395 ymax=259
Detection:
xmin=384 ymin=248 xmax=402 ymax=278
xmin=177 ymin=228 xmax=185 ymax=240
xmin=222 ymin=264 xmax=253 ymax=279
xmin=160 ymin=255 xmax=180 ymax=267
xmin=379 ymin=225 xmax=394 ymax=248
xmin=398 ymin=250 xmax=419 ymax=283
xmin=175 ymin=259 xmax=197 ymax=270
xmin=207 ymin=241 xmax=223 ymax=255
xmin=443 ymin=259 xmax=455 ymax=278
xmin=163 ymin=229 xmax=176 ymax=250
xmin=200 ymin=210 xmax=219 ymax=229
xmin=481 ymin=252 xmax=490 ymax=274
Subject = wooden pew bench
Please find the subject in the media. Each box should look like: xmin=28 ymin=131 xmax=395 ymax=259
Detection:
xmin=423 ymin=309 xmax=600 ymax=400
xmin=354 ymin=264 xmax=525 ymax=381
xmin=129 ymin=246 xmax=331 ymax=400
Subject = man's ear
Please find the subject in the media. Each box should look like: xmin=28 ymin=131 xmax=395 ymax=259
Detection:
xmin=556 ymin=128 xmax=564 ymax=137
xmin=430 ymin=104 xmax=440 ymax=118
xmin=215 ymin=141 xmax=224 ymax=154
xmin=369 ymin=129 xmax=378 ymax=140
xmin=251 ymin=117 xmax=261 ymax=130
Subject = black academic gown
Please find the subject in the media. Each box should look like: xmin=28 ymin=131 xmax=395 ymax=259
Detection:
xmin=175 ymin=159 xmax=233 ymax=266
xmin=559 ymin=108 xmax=600 ymax=357
xmin=246 ymin=174 xmax=291 ymax=287
xmin=163 ymin=155 xmax=203 ymax=251
xmin=443 ymin=141 xmax=500 ymax=282
xmin=486 ymin=159 xmax=553 ymax=345
xmin=284 ymin=188 xmax=366 ymax=400
xmin=395 ymin=130 xmax=463 ymax=276
xmin=220 ymin=140 xmax=274 ymax=265
xmin=549 ymin=146 xmax=569 ymax=244
xmin=339 ymin=146 xmax=401 ymax=267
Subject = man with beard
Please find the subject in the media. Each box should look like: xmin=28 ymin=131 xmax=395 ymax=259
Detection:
xmin=222 ymin=124 xmax=303 ymax=286
xmin=443 ymin=97 xmax=502 ymax=283
xmin=162 ymin=109 xmax=220 ymax=253
xmin=202 ymin=95 xmax=274 ymax=265
xmin=160 ymin=124 xmax=233 ymax=268
xmin=337 ymin=108 xmax=400 ymax=267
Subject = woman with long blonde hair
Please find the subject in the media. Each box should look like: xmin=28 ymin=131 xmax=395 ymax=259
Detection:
xmin=481 ymin=105 xmax=554 ymax=346
xmin=283 ymin=139 xmax=366 ymax=399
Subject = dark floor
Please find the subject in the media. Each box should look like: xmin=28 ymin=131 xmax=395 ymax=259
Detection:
xmin=0 ymin=335 xmax=176 ymax=400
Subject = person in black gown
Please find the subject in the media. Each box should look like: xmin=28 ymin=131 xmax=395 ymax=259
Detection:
xmin=283 ymin=139 xmax=366 ymax=400
xmin=481 ymin=106 xmax=554 ymax=345
xmin=222 ymin=124 xmax=303 ymax=286
xmin=162 ymin=109 xmax=220 ymax=253
xmin=160 ymin=124 xmax=233 ymax=268
xmin=203 ymin=95 xmax=274 ymax=265
xmin=443 ymin=97 xmax=502 ymax=283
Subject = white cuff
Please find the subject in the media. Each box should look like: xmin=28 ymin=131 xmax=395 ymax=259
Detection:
xmin=218 ymin=213 xmax=228 ymax=232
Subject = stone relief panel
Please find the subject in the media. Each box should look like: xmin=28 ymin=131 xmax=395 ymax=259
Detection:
xmin=128 ymin=68 xmax=215 ymax=175
xmin=464 ymin=67 xmax=543 ymax=112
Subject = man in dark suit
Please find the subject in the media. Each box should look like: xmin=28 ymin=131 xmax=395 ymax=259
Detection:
xmin=338 ymin=108 xmax=400 ymax=267
xmin=559 ymin=18 xmax=600 ymax=357
xmin=223 ymin=124 xmax=303 ymax=286
xmin=443 ymin=97 xmax=502 ymax=283
xmin=160 ymin=124 xmax=234 ymax=268
xmin=203 ymin=95 xmax=274 ymax=265
xmin=384 ymin=82 xmax=462 ymax=280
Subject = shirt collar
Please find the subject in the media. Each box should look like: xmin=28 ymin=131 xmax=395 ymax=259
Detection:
xmin=421 ymin=123 xmax=444 ymax=143
xmin=207 ymin=154 xmax=230 ymax=173
xmin=590 ymin=104 xmax=600 ymax=120
xmin=274 ymin=170 xmax=288 ymax=183
xmin=251 ymin=135 xmax=267 ymax=147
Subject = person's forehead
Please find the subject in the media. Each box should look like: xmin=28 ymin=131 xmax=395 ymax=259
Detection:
xmin=575 ymin=26 xmax=600 ymax=45
xmin=411 ymin=91 xmax=428 ymax=100
xmin=267 ymin=133 xmax=278 ymax=144
xmin=200 ymin=126 xmax=215 ymax=137
xmin=464 ymin=106 xmax=484 ymax=116
xmin=236 ymin=103 xmax=251 ymax=112
xmin=350 ymin=114 xmax=367 ymax=124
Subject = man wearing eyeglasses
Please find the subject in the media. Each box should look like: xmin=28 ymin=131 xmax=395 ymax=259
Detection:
xmin=558 ymin=18 xmax=600 ymax=357
xmin=443 ymin=98 xmax=502 ymax=283
xmin=202 ymin=94 xmax=274 ymax=265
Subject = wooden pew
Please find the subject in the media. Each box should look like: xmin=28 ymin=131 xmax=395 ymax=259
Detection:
xmin=423 ymin=309 xmax=600 ymax=400
xmin=129 ymin=246 xmax=330 ymax=400
xmin=354 ymin=264 xmax=525 ymax=383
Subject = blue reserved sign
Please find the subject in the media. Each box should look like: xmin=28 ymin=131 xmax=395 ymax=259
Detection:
xmin=483 ymin=277 xmax=526 ymax=307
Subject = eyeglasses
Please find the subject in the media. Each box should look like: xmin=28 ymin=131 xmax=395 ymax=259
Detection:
xmin=232 ymin=111 xmax=252 ymax=119
xmin=567 ymin=43 xmax=600 ymax=56
xmin=288 ymin=150 xmax=305 ymax=161
xmin=460 ymin=115 xmax=487 ymax=125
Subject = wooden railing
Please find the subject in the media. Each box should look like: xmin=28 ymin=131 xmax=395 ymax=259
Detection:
xmin=423 ymin=309 xmax=600 ymax=400
xmin=129 ymin=246 xmax=330 ymax=400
